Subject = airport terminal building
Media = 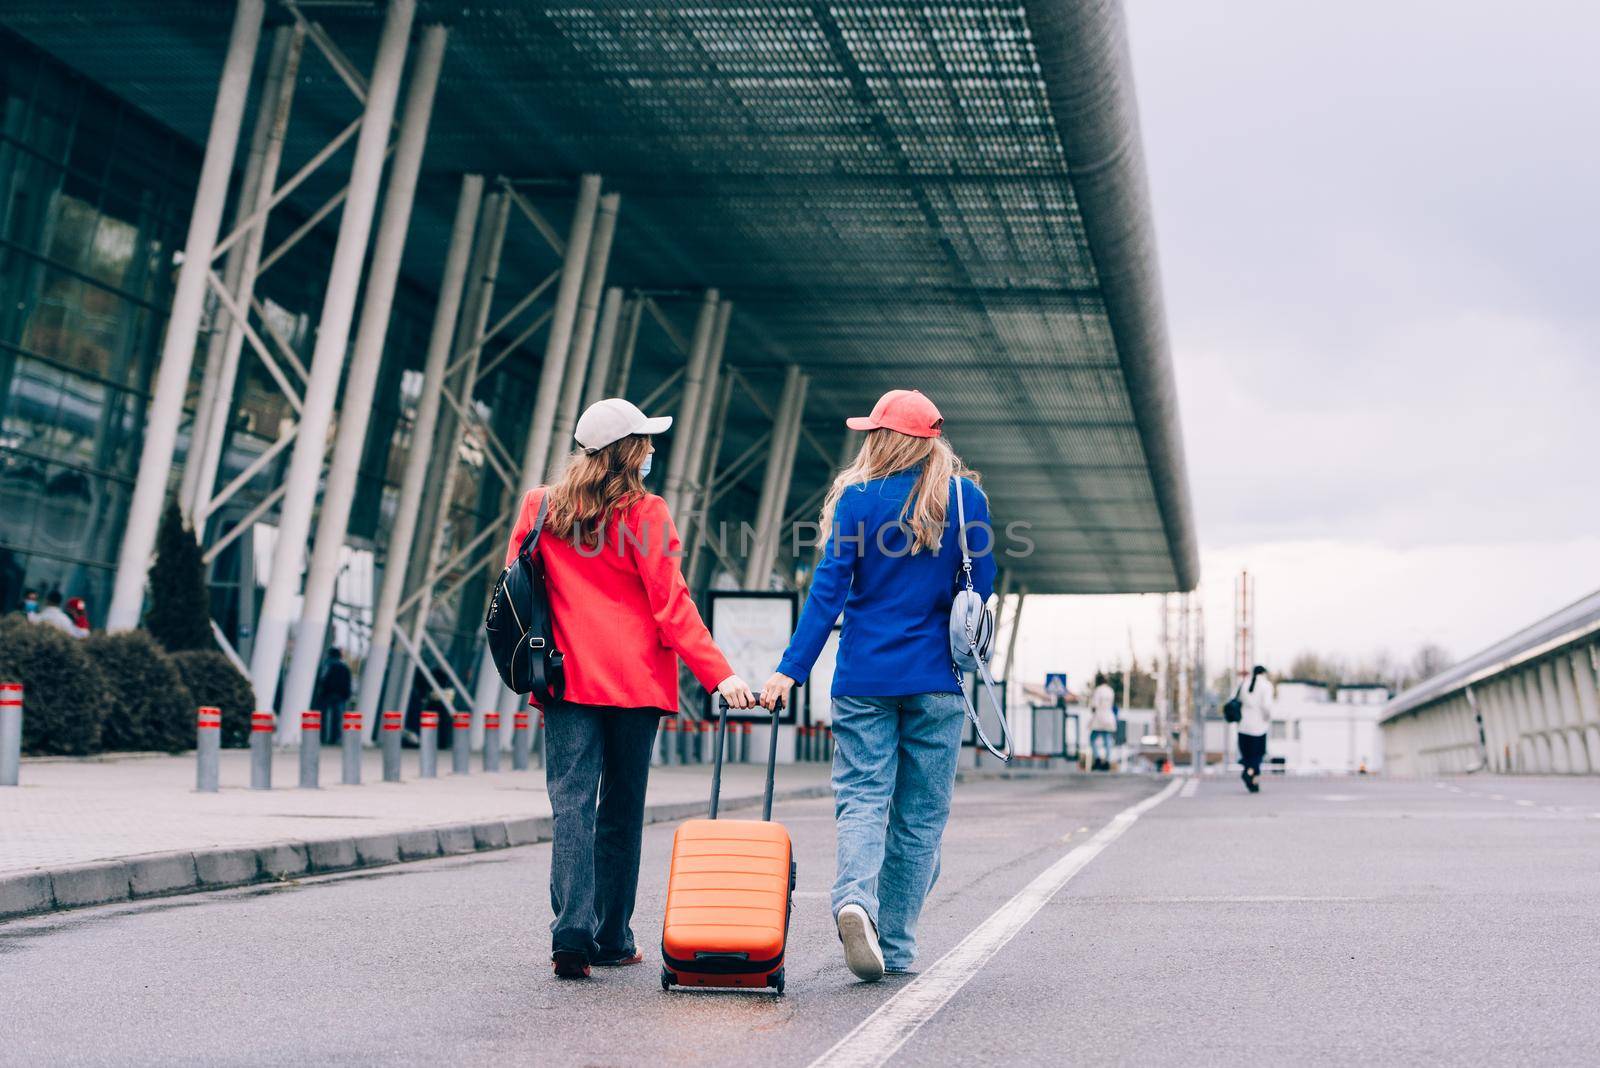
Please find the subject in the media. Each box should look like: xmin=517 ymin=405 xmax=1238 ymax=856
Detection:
xmin=0 ymin=1 xmax=1197 ymax=737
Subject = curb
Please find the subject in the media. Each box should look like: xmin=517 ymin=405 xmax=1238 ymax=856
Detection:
xmin=0 ymin=783 xmax=831 ymax=924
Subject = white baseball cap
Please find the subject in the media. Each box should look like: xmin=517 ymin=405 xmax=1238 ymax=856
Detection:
xmin=574 ymin=397 xmax=672 ymax=452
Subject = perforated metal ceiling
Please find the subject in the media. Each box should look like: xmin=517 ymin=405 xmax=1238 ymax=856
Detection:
xmin=2 ymin=0 xmax=1198 ymax=594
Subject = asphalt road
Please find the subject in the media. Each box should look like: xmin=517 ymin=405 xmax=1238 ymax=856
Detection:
xmin=4 ymin=771 xmax=1598 ymax=1067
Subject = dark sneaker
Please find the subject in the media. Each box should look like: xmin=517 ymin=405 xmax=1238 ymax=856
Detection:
xmin=552 ymin=950 xmax=591 ymax=978
xmin=592 ymin=951 xmax=644 ymax=967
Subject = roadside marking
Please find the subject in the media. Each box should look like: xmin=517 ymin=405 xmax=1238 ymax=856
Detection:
xmin=1179 ymin=778 xmax=1198 ymax=798
xmin=1515 ymin=800 xmax=1534 ymax=807
xmin=806 ymin=778 xmax=1182 ymax=1068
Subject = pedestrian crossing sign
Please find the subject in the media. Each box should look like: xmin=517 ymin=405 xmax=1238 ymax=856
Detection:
xmin=1044 ymin=673 xmax=1068 ymax=697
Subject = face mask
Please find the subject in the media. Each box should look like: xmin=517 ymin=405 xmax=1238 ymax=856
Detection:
xmin=639 ymin=453 xmax=653 ymax=480
xmin=23 ymin=599 xmax=37 ymax=614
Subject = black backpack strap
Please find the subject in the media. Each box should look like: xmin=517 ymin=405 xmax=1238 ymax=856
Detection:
xmin=518 ymin=491 xmax=549 ymax=562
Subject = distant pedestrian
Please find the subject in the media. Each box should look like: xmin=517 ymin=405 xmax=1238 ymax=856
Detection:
xmin=65 ymin=596 xmax=91 ymax=635
xmin=314 ymin=648 xmax=353 ymax=744
xmin=21 ymin=589 xmax=39 ymax=618
xmin=1237 ymin=665 xmax=1273 ymax=793
xmin=1088 ymin=673 xmax=1117 ymax=771
xmin=30 ymin=590 xmax=86 ymax=638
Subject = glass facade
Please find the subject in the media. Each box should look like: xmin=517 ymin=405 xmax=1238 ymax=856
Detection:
xmin=0 ymin=27 xmax=536 ymax=696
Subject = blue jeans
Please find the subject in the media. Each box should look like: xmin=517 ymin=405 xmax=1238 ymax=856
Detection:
xmin=1090 ymin=729 xmax=1114 ymax=763
xmin=830 ymin=692 xmax=965 ymax=971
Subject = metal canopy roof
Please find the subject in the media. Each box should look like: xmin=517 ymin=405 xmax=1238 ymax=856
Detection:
xmin=3 ymin=0 xmax=1199 ymax=594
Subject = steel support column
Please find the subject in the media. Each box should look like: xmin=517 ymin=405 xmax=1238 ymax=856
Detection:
xmin=469 ymin=176 xmax=603 ymax=729
xmin=662 ymin=291 xmax=720 ymax=523
xmin=610 ymin=295 xmax=645 ymax=399
xmin=280 ymin=23 xmax=447 ymax=727
xmin=582 ymin=286 xmax=626 ymax=410
xmin=549 ymin=192 xmax=621 ymax=459
xmin=355 ymin=174 xmax=483 ymax=727
xmin=107 ymin=0 xmax=266 ymax=630
xmin=251 ymin=0 xmax=415 ymax=711
xmin=744 ymin=366 xmax=808 ymax=589
xmin=515 ymin=174 xmax=602 ymax=492
xmin=182 ymin=21 xmax=304 ymax=523
xmin=390 ymin=189 xmax=509 ymax=736
xmin=681 ymin=300 xmax=732 ymax=512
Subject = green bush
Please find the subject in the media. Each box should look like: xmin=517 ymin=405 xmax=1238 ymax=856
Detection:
xmin=0 ymin=614 xmax=112 ymax=755
xmin=169 ymin=649 xmax=257 ymax=748
xmin=83 ymin=631 xmax=196 ymax=753
xmin=145 ymin=501 xmax=215 ymax=652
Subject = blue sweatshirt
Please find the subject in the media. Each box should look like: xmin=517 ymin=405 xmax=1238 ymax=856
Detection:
xmin=777 ymin=470 xmax=997 ymax=697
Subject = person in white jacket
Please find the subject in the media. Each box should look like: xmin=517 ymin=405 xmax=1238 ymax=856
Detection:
xmin=1236 ymin=665 xmax=1273 ymax=793
xmin=1087 ymin=674 xmax=1117 ymax=770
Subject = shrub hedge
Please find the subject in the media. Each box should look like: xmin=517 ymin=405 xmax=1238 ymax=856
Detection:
xmin=84 ymin=631 xmax=196 ymax=753
xmin=0 ymin=614 xmax=112 ymax=755
xmin=169 ymin=649 xmax=257 ymax=748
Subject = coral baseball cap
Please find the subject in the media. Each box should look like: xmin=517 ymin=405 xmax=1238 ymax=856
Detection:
xmin=845 ymin=389 xmax=943 ymax=438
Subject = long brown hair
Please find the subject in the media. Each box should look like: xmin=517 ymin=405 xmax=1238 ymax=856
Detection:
xmin=819 ymin=429 xmax=978 ymax=554
xmin=545 ymin=434 xmax=652 ymax=546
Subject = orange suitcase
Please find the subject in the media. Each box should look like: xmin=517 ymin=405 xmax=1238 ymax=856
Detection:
xmin=661 ymin=697 xmax=794 ymax=994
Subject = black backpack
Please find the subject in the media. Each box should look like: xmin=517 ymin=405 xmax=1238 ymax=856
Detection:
xmin=484 ymin=493 xmax=564 ymax=702
xmin=1223 ymin=684 xmax=1243 ymax=723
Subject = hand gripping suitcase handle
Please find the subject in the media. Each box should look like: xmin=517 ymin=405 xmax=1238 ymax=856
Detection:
xmin=709 ymin=695 xmax=783 ymax=821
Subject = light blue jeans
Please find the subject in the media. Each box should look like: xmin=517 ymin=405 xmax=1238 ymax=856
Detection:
xmin=829 ymin=691 xmax=966 ymax=971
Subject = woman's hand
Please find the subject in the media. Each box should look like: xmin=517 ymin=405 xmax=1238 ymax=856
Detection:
xmin=717 ymin=674 xmax=755 ymax=709
xmin=760 ymin=672 xmax=796 ymax=710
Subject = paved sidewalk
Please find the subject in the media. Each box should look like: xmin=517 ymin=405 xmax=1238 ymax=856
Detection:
xmin=0 ymin=746 xmax=834 ymax=920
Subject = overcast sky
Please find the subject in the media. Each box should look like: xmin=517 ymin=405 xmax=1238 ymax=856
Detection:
xmin=1014 ymin=0 xmax=1600 ymax=694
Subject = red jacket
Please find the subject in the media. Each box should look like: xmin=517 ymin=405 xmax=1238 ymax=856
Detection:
xmin=505 ymin=489 xmax=732 ymax=714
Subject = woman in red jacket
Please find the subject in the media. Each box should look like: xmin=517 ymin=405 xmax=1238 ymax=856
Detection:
xmin=505 ymin=397 xmax=754 ymax=979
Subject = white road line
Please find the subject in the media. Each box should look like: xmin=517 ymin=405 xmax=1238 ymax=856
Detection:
xmin=1179 ymin=778 xmax=1198 ymax=798
xmin=806 ymin=778 xmax=1182 ymax=1068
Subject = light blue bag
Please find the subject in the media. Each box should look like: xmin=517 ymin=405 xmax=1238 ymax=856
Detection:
xmin=949 ymin=478 xmax=1010 ymax=761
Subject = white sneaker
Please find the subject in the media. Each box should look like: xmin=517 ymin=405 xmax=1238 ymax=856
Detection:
xmin=836 ymin=903 xmax=885 ymax=982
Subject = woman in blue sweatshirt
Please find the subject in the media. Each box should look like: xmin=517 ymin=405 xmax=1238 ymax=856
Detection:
xmin=761 ymin=389 xmax=995 ymax=981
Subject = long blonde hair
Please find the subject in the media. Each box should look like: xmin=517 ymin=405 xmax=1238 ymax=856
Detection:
xmin=545 ymin=434 xmax=651 ymax=546
xmin=819 ymin=429 xmax=978 ymax=554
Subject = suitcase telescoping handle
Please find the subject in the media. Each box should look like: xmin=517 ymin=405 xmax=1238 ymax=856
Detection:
xmin=708 ymin=695 xmax=783 ymax=821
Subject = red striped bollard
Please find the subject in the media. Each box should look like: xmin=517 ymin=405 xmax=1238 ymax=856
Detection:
xmin=195 ymin=706 xmax=222 ymax=792
xmin=341 ymin=708 xmax=364 ymax=785
xmin=535 ymin=710 xmax=546 ymax=769
xmin=482 ymin=711 xmax=501 ymax=772
xmin=740 ymin=721 xmax=752 ymax=764
xmin=0 ymin=682 xmax=22 ymax=786
xmin=823 ymin=724 xmax=834 ymax=762
xmin=452 ymin=710 xmax=471 ymax=775
xmin=250 ymin=710 xmax=275 ymax=789
xmin=382 ymin=710 xmax=403 ymax=781
xmin=512 ymin=709 xmax=531 ymax=771
xmin=661 ymin=717 xmax=677 ymax=766
xmin=419 ymin=710 xmax=439 ymax=778
xmin=700 ymin=720 xmax=715 ymax=764
xmin=300 ymin=711 xmax=321 ymax=788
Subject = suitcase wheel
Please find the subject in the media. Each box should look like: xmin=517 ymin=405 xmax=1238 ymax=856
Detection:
xmin=660 ymin=967 xmax=674 ymax=991
xmin=771 ymin=968 xmax=785 ymax=995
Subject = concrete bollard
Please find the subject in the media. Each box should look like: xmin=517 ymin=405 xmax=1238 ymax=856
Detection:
xmin=196 ymin=707 xmax=221 ymax=792
xmin=382 ymin=710 xmax=403 ymax=782
xmin=823 ymin=725 xmax=833 ymax=762
xmin=483 ymin=711 xmax=501 ymax=772
xmin=662 ymin=717 xmax=677 ymax=765
xmin=0 ymin=682 xmax=21 ymax=787
xmin=535 ymin=711 xmax=546 ymax=769
xmin=342 ymin=709 xmax=363 ymax=785
xmin=250 ymin=710 xmax=275 ymax=789
xmin=418 ymin=710 xmax=438 ymax=778
xmin=452 ymin=711 xmax=471 ymax=775
xmin=512 ymin=710 xmax=531 ymax=771
xmin=700 ymin=721 xmax=714 ymax=764
xmin=300 ymin=711 xmax=321 ymax=788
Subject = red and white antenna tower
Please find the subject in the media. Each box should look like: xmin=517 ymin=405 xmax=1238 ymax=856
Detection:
xmin=1233 ymin=569 xmax=1255 ymax=682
